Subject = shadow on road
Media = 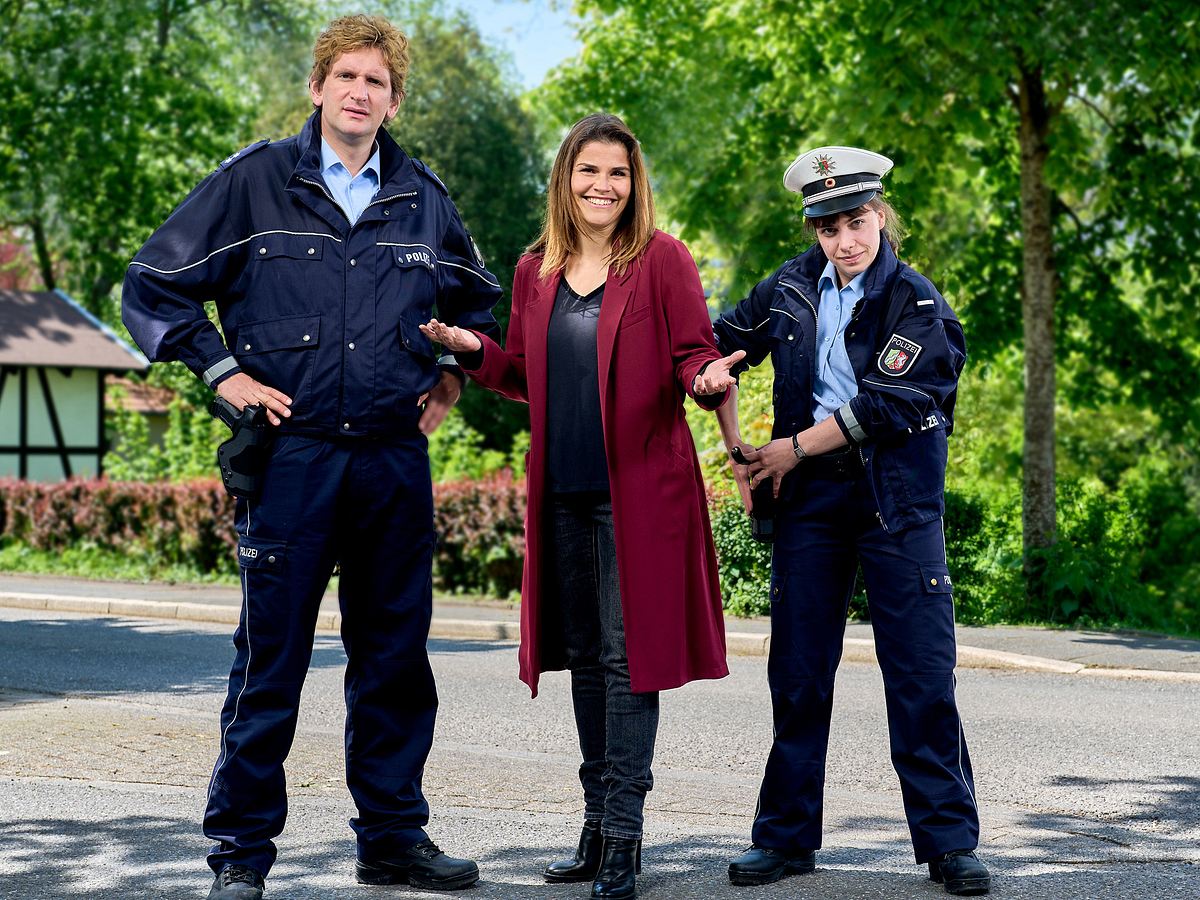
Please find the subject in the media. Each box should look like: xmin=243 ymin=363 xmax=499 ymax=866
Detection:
xmin=0 ymin=615 xmax=507 ymax=702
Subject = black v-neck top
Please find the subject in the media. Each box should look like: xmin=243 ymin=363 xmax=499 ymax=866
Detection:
xmin=546 ymin=278 xmax=609 ymax=493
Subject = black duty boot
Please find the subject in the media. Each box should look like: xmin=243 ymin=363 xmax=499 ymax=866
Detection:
xmin=929 ymin=849 xmax=992 ymax=895
xmin=207 ymin=864 xmax=264 ymax=900
xmin=727 ymin=845 xmax=816 ymax=886
xmin=590 ymin=837 xmax=641 ymax=900
xmin=356 ymin=838 xmax=479 ymax=890
xmin=544 ymin=820 xmax=605 ymax=882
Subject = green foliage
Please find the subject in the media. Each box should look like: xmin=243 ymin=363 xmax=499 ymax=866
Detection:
xmin=707 ymin=489 xmax=771 ymax=616
xmin=426 ymin=405 xmax=508 ymax=484
xmin=0 ymin=0 xmax=315 ymax=309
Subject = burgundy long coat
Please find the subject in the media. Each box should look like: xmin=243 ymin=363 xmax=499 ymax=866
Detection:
xmin=463 ymin=231 xmax=729 ymax=696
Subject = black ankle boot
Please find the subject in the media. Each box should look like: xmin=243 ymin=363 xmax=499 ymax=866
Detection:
xmin=544 ymin=821 xmax=604 ymax=883
xmin=590 ymin=837 xmax=641 ymax=900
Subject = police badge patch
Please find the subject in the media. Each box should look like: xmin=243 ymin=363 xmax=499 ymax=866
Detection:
xmin=469 ymin=235 xmax=486 ymax=268
xmin=877 ymin=333 xmax=923 ymax=376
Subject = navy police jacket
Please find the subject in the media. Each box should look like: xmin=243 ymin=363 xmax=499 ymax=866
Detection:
xmin=122 ymin=111 xmax=502 ymax=438
xmin=714 ymin=240 xmax=966 ymax=533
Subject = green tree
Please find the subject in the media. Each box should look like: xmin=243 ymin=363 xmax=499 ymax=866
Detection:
xmin=0 ymin=0 xmax=314 ymax=314
xmin=539 ymin=0 xmax=1200 ymax=603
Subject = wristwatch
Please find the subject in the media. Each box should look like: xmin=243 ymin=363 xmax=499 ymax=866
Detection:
xmin=792 ymin=432 xmax=808 ymax=462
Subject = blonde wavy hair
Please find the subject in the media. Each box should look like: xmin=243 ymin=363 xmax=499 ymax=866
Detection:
xmin=310 ymin=15 xmax=410 ymax=108
xmin=529 ymin=114 xmax=656 ymax=279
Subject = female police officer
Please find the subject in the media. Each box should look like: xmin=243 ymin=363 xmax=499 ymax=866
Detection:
xmin=696 ymin=146 xmax=990 ymax=895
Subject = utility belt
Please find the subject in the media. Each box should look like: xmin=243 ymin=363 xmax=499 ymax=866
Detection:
xmin=799 ymin=448 xmax=865 ymax=482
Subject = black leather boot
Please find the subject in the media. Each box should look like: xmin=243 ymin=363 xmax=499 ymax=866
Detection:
xmin=206 ymin=865 xmax=264 ymax=900
xmin=929 ymin=849 xmax=991 ymax=895
xmin=544 ymin=820 xmax=604 ymax=882
xmin=590 ymin=837 xmax=641 ymax=900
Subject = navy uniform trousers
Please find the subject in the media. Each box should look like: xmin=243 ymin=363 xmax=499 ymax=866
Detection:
xmin=752 ymin=466 xmax=980 ymax=863
xmin=204 ymin=427 xmax=437 ymax=877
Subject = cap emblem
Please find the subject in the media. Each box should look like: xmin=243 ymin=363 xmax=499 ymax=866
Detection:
xmin=812 ymin=154 xmax=836 ymax=176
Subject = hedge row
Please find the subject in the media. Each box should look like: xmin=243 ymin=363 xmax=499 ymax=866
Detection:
xmin=0 ymin=474 xmax=528 ymax=597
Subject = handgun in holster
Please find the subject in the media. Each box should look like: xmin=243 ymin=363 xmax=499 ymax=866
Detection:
xmin=731 ymin=445 xmax=775 ymax=543
xmin=210 ymin=396 xmax=274 ymax=499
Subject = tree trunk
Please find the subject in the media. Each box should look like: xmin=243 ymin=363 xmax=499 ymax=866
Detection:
xmin=29 ymin=214 xmax=55 ymax=291
xmin=1016 ymin=65 xmax=1057 ymax=602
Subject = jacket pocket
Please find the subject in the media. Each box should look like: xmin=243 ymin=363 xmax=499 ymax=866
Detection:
xmin=234 ymin=313 xmax=320 ymax=416
xmin=251 ymin=234 xmax=327 ymax=261
xmin=399 ymin=315 xmax=436 ymax=361
xmin=619 ymin=304 xmax=652 ymax=329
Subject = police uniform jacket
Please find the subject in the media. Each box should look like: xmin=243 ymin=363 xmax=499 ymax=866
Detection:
xmin=122 ymin=111 xmax=501 ymax=437
xmin=714 ymin=240 xmax=966 ymax=533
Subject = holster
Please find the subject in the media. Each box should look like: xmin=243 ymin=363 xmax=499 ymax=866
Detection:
xmin=210 ymin=396 xmax=274 ymax=499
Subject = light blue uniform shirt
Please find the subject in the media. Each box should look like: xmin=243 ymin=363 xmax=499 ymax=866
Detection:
xmin=812 ymin=260 xmax=864 ymax=423
xmin=320 ymin=138 xmax=380 ymax=224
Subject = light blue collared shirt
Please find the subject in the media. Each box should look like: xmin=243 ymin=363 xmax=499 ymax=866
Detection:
xmin=812 ymin=260 xmax=864 ymax=423
xmin=320 ymin=138 xmax=380 ymax=224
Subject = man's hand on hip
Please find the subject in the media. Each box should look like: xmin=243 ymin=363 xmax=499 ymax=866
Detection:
xmin=216 ymin=373 xmax=293 ymax=426
xmin=418 ymin=369 xmax=462 ymax=435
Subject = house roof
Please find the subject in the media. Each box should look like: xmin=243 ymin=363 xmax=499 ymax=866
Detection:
xmin=0 ymin=290 xmax=148 ymax=371
xmin=107 ymin=377 xmax=175 ymax=414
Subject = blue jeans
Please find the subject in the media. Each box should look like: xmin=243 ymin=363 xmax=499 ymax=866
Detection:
xmin=546 ymin=492 xmax=659 ymax=840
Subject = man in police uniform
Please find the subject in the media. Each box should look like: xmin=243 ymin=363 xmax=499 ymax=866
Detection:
xmin=699 ymin=147 xmax=990 ymax=895
xmin=122 ymin=15 xmax=500 ymax=900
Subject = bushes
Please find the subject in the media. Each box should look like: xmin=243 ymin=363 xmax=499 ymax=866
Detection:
xmin=0 ymin=474 xmax=527 ymax=597
xmin=432 ymin=471 xmax=526 ymax=598
xmin=3 ymin=460 xmax=1197 ymax=635
xmin=0 ymin=477 xmax=238 ymax=576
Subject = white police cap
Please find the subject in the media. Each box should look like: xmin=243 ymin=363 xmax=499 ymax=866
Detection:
xmin=783 ymin=146 xmax=894 ymax=217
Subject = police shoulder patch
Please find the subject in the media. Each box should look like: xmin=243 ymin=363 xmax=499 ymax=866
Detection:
xmin=877 ymin=333 xmax=923 ymax=377
xmin=412 ymin=158 xmax=449 ymax=196
xmin=217 ymin=139 xmax=270 ymax=171
xmin=469 ymin=234 xmax=486 ymax=268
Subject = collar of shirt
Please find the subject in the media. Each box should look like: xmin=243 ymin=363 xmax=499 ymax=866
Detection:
xmin=817 ymin=260 xmax=867 ymax=305
xmin=319 ymin=137 xmax=381 ymax=223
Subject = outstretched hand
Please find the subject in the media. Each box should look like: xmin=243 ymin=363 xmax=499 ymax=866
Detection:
xmin=693 ymin=350 xmax=746 ymax=396
xmin=420 ymin=318 xmax=482 ymax=353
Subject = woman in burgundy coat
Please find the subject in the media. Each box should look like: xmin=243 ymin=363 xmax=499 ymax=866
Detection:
xmin=422 ymin=113 xmax=743 ymax=900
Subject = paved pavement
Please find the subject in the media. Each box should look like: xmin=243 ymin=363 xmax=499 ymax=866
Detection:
xmin=1 ymin=573 xmax=1198 ymax=681
xmin=2 ymin=604 xmax=1198 ymax=899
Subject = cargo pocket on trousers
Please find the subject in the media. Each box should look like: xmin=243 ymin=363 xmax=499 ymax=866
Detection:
xmin=919 ymin=564 xmax=954 ymax=597
xmin=237 ymin=537 xmax=287 ymax=573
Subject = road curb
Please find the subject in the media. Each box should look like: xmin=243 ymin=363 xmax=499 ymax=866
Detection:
xmin=3 ymin=591 xmax=1197 ymax=684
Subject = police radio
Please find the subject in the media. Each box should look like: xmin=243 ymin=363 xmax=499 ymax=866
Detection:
xmin=731 ymin=445 xmax=775 ymax=544
xmin=210 ymin=397 xmax=274 ymax=499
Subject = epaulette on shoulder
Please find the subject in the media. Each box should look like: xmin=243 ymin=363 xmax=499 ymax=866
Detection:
xmin=217 ymin=139 xmax=270 ymax=172
xmin=412 ymin=158 xmax=449 ymax=196
xmin=898 ymin=265 xmax=940 ymax=304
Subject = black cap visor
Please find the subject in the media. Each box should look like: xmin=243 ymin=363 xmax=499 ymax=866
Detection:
xmin=803 ymin=188 xmax=880 ymax=218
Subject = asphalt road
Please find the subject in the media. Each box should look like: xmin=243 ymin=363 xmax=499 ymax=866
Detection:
xmin=0 ymin=608 xmax=1197 ymax=899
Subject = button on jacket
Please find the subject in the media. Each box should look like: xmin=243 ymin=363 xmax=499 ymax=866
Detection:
xmin=714 ymin=240 xmax=966 ymax=533
xmin=122 ymin=111 xmax=502 ymax=437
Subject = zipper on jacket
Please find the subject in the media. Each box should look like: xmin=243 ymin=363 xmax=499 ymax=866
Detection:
xmin=366 ymin=189 xmax=418 ymax=212
xmin=296 ymin=176 xmax=351 ymax=225
xmin=779 ymin=280 xmax=818 ymax=331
